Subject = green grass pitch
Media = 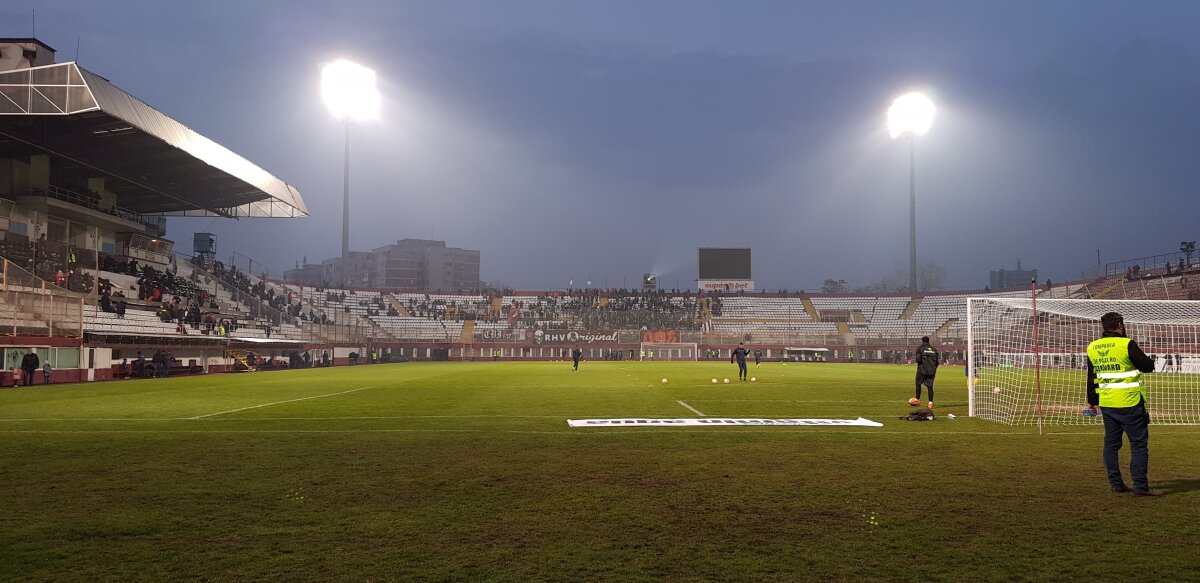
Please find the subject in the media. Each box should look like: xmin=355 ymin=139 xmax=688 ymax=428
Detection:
xmin=1 ymin=362 xmax=1198 ymax=581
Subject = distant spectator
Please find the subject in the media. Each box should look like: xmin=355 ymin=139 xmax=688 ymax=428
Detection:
xmin=21 ymin=349 xmax=39 ymax=387
xmin=42 ymin=361 xmax=52 ymax=384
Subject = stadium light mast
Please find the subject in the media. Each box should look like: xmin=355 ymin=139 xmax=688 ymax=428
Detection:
xmin=887 ymin=91 xmax=935 ymax=293
xmin=321 ymin=59 xmax=381 ymax=286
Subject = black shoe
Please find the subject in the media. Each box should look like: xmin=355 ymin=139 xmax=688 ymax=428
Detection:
xmin=1133 ymin=489 xmax=1164 ymax=497
xmin=1111 ymin=485 xmax=1131 ymax=493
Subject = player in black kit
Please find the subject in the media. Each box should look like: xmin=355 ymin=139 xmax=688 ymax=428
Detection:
xmin=731 ymin=342 xmax=750 ymax=381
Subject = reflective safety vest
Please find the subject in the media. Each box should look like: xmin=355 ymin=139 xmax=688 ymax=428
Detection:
xmin=1086 ymin=336 xmax=1144 ymax=408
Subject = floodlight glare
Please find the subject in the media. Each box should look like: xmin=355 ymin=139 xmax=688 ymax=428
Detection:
xmin=321 ymin=60 xmax=381 ymax=121
xmin=887 ymin=92 xmax=935 ymax=139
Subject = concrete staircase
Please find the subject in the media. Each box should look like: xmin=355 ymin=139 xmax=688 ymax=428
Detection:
xmin=460 ymin=320 xmax=475 ymax=343
xmin=899 ymin=298 xmax=922 ymax=320
xmin=934 ymin=318 xmax=958 ymax=338
xmin=385 ymin=294 xmax=411 ymax=317
xmin=802 ymin=298 xmax=821 ymax=322
xmin=835 ymin=322 xmax=856 ymax=345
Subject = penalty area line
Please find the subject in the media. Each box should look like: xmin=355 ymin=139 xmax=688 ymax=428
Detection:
xmin=676 ymin=400 xmax=706 ymax=416
xmin=187 ymin=386 xmax=377 ymax=420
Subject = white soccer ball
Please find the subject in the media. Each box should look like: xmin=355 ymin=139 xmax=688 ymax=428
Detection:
xmin=750 ymin=377 xmax=756 ymax=382
xmin=711 ymin=378 xmax=718 ymax=384
xmin=661 ymin=378 xmax=669 ymax=384
xmin=993 ymin=387 xmax=1003 ymax=394
xmin=723 ymin=378 xmax=730 ymax=384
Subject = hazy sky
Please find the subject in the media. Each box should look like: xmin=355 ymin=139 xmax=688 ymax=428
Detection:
xmin=6 ymin=1 xmax=1200 ymax=290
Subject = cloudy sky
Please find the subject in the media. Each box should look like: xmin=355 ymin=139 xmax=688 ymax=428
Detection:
xmin=7 ymin=1 xmax=1200 ymax=290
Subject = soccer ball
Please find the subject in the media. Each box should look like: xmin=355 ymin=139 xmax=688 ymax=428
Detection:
xmin=661 ymin=378 xmax=669 ymax=384
xmin=711 ymin=378 xmax=718 ymax=384
xmin=992 ymin=387 xmax=1003 ymax=394
xmin=750 ymin=377 xmax=756 ymax=382
xmin=908 ymin=397 xmax=920 ymax=406
xmin=723 ymin=378 xmax=730 ymax=384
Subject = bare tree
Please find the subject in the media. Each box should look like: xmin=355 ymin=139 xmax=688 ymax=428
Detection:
xmin=821 ymin=279 xmax=849 ymax=294
xmin=856 ymin=262 xmax=947 ymax=293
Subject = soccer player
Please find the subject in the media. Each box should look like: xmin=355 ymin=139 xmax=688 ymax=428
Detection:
xmin=571 ymin=344 xmax=582 ymax=371
xmin=731 ymin=342 xmax=750 ymax=381
xmin=1086 ymin=311 xmax=1159 ymax=496
xmin=1175 ymin=353 xmax=1183 ymax=373
xmin=1164 ymin=353 xmax=1173 ymax=373
xmin=753 ymin=348 xmax=762 ymax=367
xmin=913 ymin=336 xmax=939 ymax=409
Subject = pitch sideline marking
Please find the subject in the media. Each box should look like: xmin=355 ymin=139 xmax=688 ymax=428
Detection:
xmin=676 ymin=400 xmax=706 ymax=416
xmin=187 ymin=386 xmax=377 ymax=419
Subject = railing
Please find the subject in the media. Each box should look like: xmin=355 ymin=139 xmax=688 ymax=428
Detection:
xmin=0 ymin=258 xmax=84 ymax=338
xmin=25 ymin=184 xmax=157 ymax=230
xmin=1106 ymin=251 xmax=1195 ymax=276
xmin=180 ymin=256 xmax=290 ymax=326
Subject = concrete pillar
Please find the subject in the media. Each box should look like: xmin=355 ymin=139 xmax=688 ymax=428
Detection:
xmin=29 ymin=155 xmax=50 ymax=192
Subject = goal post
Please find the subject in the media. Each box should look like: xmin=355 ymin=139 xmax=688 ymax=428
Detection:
xmin=967 ymin=297 xmax=1200 ymax=426
xmin=640 ymin=342 xmax=698 ymax=361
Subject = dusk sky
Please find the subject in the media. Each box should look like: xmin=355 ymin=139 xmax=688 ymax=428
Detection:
xmin=6 ymin=1 xmax=1200 ymax=290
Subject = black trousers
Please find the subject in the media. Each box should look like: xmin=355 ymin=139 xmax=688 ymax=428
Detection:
xmin=1101 ymin=398 xmax=1150 ymax=490
xmin=736 ymin=361 xmax=747 ymax=378
xmin=915 ymin=373 xmax=934 ymax=401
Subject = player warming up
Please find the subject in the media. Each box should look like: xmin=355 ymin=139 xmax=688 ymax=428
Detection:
xmin=753 ymin=348 xmax=762 ymax=367
xmin=731 ymin=342 xmax=750 ymax=381
xmin=571 ymin=344 xmax=583 ymax=371
xmin=911 ymin=336 xmax=939 ymax=409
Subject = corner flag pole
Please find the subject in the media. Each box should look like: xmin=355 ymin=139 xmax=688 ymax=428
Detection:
xmin=1031 ymin=277 xmax=1044 ymax=435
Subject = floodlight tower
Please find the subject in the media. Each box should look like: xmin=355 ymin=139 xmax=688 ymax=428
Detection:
xmin=887 ymin=92 xmax=936 ymax=293
xmin=321 ymin=60 xmax=381 ymax=285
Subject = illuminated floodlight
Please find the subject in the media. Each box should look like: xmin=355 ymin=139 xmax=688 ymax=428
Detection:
xmin=887 ymin=92 xmax=935 ymax=139
xmin=321 ymin=60 xmax=381 ymax=121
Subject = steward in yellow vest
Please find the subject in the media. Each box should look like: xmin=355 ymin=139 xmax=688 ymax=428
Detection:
xmin=1085 ymin=312 xmax=1159 ymax=496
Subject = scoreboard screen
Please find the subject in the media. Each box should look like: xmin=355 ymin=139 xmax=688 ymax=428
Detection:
xmin=698 ymin=248 xmax=752 ymax=280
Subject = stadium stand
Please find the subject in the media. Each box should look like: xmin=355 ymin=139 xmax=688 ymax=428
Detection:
xmin=2 ymin=39 xmax=1195 ymax=379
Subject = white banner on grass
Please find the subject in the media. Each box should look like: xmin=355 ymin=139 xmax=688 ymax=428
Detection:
xmin=567 ymin=417 xmax=883 ymax=428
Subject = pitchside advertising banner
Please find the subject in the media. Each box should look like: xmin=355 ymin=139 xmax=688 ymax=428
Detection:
xmin=532 ymin=330 xmax=620 ymax=344
xmin=698 ymin=279 xmax=755 ymax=292
xmin=567 ymin=418 xmax=884 ymax=428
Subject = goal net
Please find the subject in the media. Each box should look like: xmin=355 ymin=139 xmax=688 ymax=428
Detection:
xmin=968 ymin=297 xmax=1200 ymax=426
xmin=640 ymin=342 xmax=698 ymax=361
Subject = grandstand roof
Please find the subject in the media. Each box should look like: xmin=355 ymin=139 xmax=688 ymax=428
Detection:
xmin=0 ymin=61 xmax=307 ymax=218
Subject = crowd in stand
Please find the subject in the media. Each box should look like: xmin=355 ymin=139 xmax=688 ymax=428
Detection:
xmin=0 ymin=235 xmax=97 ymax=294
xmin=210 ymin=261 xmax=331 ymax=325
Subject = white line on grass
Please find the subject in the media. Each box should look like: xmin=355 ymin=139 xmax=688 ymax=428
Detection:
xmin=676 ymin=400 xmax=706 ymax=416
xmin=187 ymin=386 xmax=377 ymax=419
